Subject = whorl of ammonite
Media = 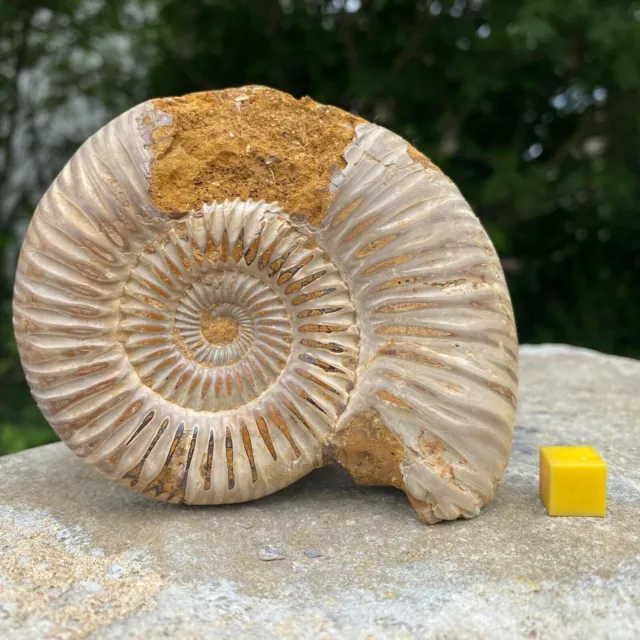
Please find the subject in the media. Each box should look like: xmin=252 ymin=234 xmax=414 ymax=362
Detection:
xmin=13 ymin=86 xmax=518 ymax=522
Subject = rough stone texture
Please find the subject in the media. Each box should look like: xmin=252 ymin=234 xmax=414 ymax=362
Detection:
xmin=1 ymin=344 xmax=639 ymax=639
xmin=150 ymin=86 xmax=364 ymax=223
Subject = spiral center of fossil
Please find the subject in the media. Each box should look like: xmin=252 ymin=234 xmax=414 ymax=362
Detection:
xmin=118 ymin=202 xmax=358 ymax=416
xmin=200 ymin=310 xmax=239 ymax=346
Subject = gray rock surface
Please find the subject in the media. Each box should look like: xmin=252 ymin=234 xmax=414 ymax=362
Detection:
xmin=1 ymin=344 xmax=639 ymax=639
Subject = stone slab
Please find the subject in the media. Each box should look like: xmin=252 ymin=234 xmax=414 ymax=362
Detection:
xmin=1 ymin=345 xmax=639 ymax=639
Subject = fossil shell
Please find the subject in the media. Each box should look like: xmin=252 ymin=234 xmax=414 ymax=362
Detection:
xmin=13 ymin=86 xmax=518 ymax=523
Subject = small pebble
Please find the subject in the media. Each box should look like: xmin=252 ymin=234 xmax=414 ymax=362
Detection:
xmin=259 ymin=545 xmax=285 ymax=561
xmin=304 ymin=550 xmax=324 ymax=559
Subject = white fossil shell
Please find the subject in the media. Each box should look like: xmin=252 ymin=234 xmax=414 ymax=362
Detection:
xmin=13 ymin=87 xmax=518 ymax=523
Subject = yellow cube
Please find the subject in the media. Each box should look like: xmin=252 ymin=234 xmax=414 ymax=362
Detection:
xmin=539 ymin=446 xmax=607 ymax=517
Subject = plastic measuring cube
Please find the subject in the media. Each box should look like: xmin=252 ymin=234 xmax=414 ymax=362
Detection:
xmin=539 ymin=446 xmax=607 ymax=517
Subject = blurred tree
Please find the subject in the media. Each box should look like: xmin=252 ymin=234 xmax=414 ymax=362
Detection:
xmin=0 ymin=0 xmax=639 ymax=453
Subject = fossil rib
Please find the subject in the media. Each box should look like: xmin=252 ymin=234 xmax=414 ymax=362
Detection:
xmin=13 ymin=86 xmax=518 ymax=522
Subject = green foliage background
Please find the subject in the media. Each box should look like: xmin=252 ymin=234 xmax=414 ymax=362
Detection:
xmin=1 ymin=0 xmax=639 ymax=454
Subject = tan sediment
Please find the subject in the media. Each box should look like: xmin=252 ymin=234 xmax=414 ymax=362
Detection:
xmin=376 ymin=325 xmax=453 ymax=338
xmin=419 ymin=437 xmax=454 ymax=481
xmin=328 ymin=409 xmax=405 ymax=490
xmin=143 ymin=427 xmax=194 ymax=503
xmin=407 ymin=145 xmax=444 ymax=174
xmin=328 ymin=411 xmax=464 ymax=524
xmin=150 ymin=86 xmax=365 ymax=224
xmin=172 ymin=325 xmax=196 ymax=363
xmin=200 ymin=312 xmax=239 ymax=346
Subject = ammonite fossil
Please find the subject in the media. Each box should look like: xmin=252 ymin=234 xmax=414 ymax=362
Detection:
xmin=13 ymin=86 xmax=518 ymax=523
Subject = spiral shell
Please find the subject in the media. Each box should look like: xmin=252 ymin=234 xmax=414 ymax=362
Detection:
xmin=13 ymin=86 xmax=518 ymax=523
